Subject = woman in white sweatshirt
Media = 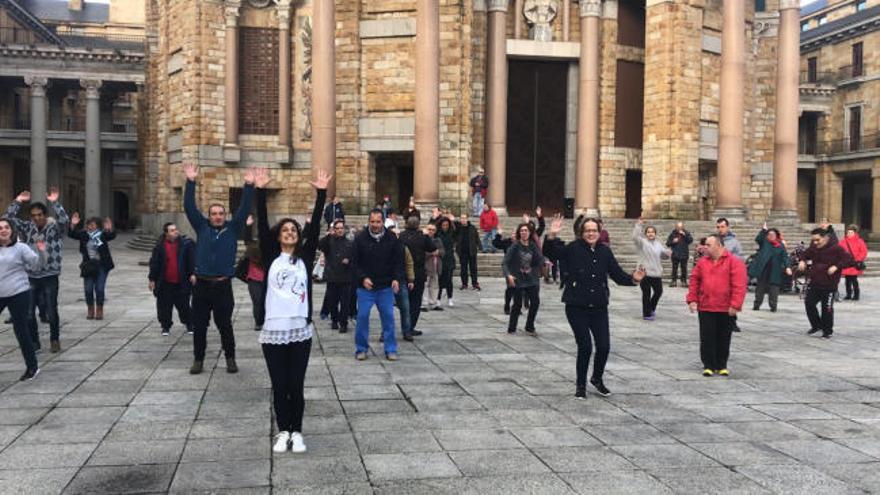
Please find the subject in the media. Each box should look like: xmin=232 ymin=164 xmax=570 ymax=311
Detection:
xmin=632 ymin=219 xmax=671 ymax=321
xmin=0 ymin=218 xmax=47 ymax=380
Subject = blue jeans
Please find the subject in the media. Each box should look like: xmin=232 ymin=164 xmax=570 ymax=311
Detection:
xmin=481 ymin=229 xmax=497 ymax=253
xmin=472 ymin=191 xmax=484 ymax=217
xmin=84 ymin=268 xmax=109 ymax=306
xmin=355 ymin=287 xmax=397 ymax=354
xmin=395 ymin=284 xmax=411 ymax=336
xmin=29 ymin=275 xmax=59 ymax=345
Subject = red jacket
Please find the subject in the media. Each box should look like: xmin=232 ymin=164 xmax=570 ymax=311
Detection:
xmin=479 ymin=209 xmax=499 ymax=232
xmin=687 ymin=251 xmax=747 ymax=312
xmin=840 ymin=234 xmax=867 ymax=277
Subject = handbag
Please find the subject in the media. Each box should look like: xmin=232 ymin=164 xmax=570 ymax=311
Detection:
xmin=79 ymin=259 xmax=100 ymax=278
xmin=843 ymin=239 xmax=867 ymax=272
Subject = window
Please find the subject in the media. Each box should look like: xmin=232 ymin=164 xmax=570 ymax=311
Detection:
xmin=847 ymin=106 xmax=862 ymax=152
xmin=818 ymin=15 xmax=828 ymax=25
xmin=614 ymin=60 xmax=645 ymax=148
xmin=801 ymin=21 xmax=810 ymax=32
xmin=238 ymin=27 xmax=279 ymax=135
xmin=852 ymin=42 xmax=864 ymax=77
xmin=857 ymin=0 xmax=867 ymax=12
xmin=754 ymin=0 xmax=766 ymax=12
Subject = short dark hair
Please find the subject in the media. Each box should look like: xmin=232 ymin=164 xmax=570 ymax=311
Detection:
xmin=405 ymin=216 xmax=420 ymax=230
xmin=811 ymin=227 xmax=828 ymax=236
xmin=332 ymin=219 xmax=345 ymax=229
xmin=715 ymin=217 xmax=729 ymax=226
xmin=0 ymin=217 xmax=17 ymax=246
xmin=29 ymin=203 xmax=47 ymax=215
xmin=768 ymin=228 xmax=781 ymax=239
xmin=162 ymin=222 xmax=176 ymax=233
xmin=369 ymin=208 xmax=384 ymax=219
xmin=87 ymin=217 xmax=102 ymax=228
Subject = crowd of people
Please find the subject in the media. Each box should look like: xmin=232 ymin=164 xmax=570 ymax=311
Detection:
xmin=0 ymin=167 xmax=871 ymax=458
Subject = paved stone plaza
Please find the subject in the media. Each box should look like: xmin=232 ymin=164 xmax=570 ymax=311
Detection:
xmin=1 ymin=236 xmax=879 ymax=494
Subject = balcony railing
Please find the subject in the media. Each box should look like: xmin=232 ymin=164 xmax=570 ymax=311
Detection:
xmin=802 ymin=132 xmax=880 ymax=156
xmin=0 ymin=27 xmax=144 ymax=51
xmin=799 ymin=70 xmax=836 ymax=85
xmin=0 ymin=114 xmax=30 ymax=130
xmin=838 ymin=64 xmax=866 ymax=81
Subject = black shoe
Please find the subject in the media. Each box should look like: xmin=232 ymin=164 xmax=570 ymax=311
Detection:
xmin=190 ymin=360 xmax=203 ymax=374
xmin=19 ymin=368 xmax=40 ymax=381
xmin=403 ymin=333 xmax=414 ymax=342
xmin=590 ymin=378 xmax=611 ymax=397
xmin=331 ymin=321 xmax=339 ymax=330
xmin=670 ymin=281 xmax=678 ymax=288
xmin=853 ymin=294 xmax=860 ymax=301
xmin=752 ymin=305 xmax=760 ymax=311
xmin=3 ymin=318 xmax=11 ymax=324
xmin=525 ymin=328 xmax=537 ymax=336
xmin=770 ymin=307 xmax=777 ymax=313
xmin=39 ymin=316 xmax=48 ymax=324
xmin=339 ymin=325 xmax=348 ymax=334
xmin=507 ymin=329 xmax=516 ymax=334
xmin=432 ymin=307 xmax=443 ymax=311
xmin=161 ymin=328 xmax=170 ymax=336
xmin=226 ymin=358 xmax=238 ymax=373
xmin=411 ymin=330 xmax=423 ymax=336
xmin=844 ymin=294 xmax=852 ymax=300
xmin=822 ymin=330 xmax=833 ymax=339
xmin=575 ymin=387 xmax=587 ymax=400
xmin=731 ymin=324 xmax=741 ymax=333
xmin=807 ymin=327 xmax=821 ymax=335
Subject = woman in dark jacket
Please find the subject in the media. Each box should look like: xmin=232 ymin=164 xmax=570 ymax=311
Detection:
xmin=545 ymin=215 xmax=644 ymax=399
xmin=69 ymin=213 xmax=116 ymax=320
xmin=503 ymin=223 xmax=546 ymax=335
xmin=748 ymin=223 xmax=791 ymax=312
xmin=436 ymin=216 xmax=457 ymax=307
xmin=253 ymin=168 xmax=329 ymax=454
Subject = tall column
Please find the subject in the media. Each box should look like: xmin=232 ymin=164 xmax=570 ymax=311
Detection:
xmin=278 ymin=1 xmax=292 ymax=147
xmin=575 ymin=0 xmax=600 ymax=216
xmin=564 ymin=63 xmax=579 ymax=199
xmin=715 ymin=0 xmax=745 ymax=218
xmin=414 ymin=0 xmax=440 ymax=205
xmin=82 ymin=79 xmax=102 ymax=218
xmin=486 ymin=0 xmax=509 ymax=214
xmin=514 ymin=0 xmax=523 ymax=38
xmin=770 ymin=0 xmax=800 ymax=222
xmin=224 ymin=1 xmax=241 ymax=147
xmin=312 ymin=0 xmax=336 ymax=193
xmin=562 ymin=0 xmax=570 ymax=41
xmin=25 ymin=76 xmax=48 ymax=201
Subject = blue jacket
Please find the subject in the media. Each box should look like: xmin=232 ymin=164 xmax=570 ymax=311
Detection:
xmin=184 ymin=180 xmax=253 ymax=277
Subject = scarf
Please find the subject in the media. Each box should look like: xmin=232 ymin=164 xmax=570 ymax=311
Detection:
xmin=88 ymin=229 xmax=103 ymax=248
xmin=768 ymin=238 xmax=781 ymax=248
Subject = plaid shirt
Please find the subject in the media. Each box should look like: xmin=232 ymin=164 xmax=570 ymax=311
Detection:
xmin=5 ymin=201 xmax=69 ymax=278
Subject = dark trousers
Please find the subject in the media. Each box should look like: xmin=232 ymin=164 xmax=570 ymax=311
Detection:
xmin=438 ymin=266 xmax=454 ymax=300
xmin=504 ymin=287 xmax=513 ymax=311
xmin=28 ymin=275 xmax=59 ymax=346
xmin=805 ymin=287 xmax=835 ymax=334
xmin=262 ymin=339 xmax=311 ymax=433
xmin=247 ymin=280 xmax=266 ymax=327
xmin=156 ymin=283 xmax=192 ymax=330
xmin=2 ymin=290 xmax=37 ymax=371
xmin=754 ymin=282 xmax=780 ymax=310
xmin=325 ymin=282 xmax=351 ymax=326
xmin=698 ymin=311 xmax=733 ymax=370
xmin=565 ymin=305 xmax=610 ymax=388
xmin=640 ymin=276 xmax=663 ymax=317
xmin=671 ymin=258 xmax=688 ymax=283
xmin=349 ymin=284 xmax=358 ymax=319
xmin=508 ymin=285 xmax=539 ymax=331
xmin=191 ymin=278 xmax=236 ymax=360
xmin=459 ymin=252 xmax=478 ymax=286
xmin=844 ymin=276 xmax=860 ymax=299
xmin=409 ymin=279 xmax=426 ymax=330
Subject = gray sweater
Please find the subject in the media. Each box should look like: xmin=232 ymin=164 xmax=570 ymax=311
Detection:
xmin=0 ymin=242 xmax=46 ymax=298
xmin=632 ymin=224 xmax=670 ymax=278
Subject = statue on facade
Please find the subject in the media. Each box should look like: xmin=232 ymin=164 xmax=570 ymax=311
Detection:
xmin=524 ymin=0 xmax=559 ymax=42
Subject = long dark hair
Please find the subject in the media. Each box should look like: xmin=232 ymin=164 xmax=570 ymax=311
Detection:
xmin=271 ymin=217 xmax=303 ymax=258
xmin=0 ymin=217 xmax=17 ymax=246
xmin=515 ymin=222 xmax=532 ymax=243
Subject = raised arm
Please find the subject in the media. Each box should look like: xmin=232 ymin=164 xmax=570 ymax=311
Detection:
xmin=5 ymin=191 xmax=29 ymax=231
xmin=631 ymin=221 xmax=647 ymax=249
xmin=301 ymin=170 xmax=331 ymax=259
xmin=230 ymin=168 xmax=255 ymax=229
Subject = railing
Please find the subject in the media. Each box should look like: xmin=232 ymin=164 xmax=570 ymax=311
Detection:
xmin=817 ymin=132 xmax=880 ymax=155
xmin=798 ymin=138 xmax=818 ymax=155
xmin=799 ymin=70 xmax=836 ymax=85
xmin=0 ymin=27 xmax=144 ymax=50
xmin=838 ymin=64 xmax=866 ymax=81
xmin=0 ymin=114 xmax=30 ymax=130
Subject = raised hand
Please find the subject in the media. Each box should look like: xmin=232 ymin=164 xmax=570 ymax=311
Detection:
xmin=46 ymin=187 xmax=59 ymax=203
xmin=183 ymin=162 xmax=198 ymax=181
xmin=310 ymin=169 xmax=332 ymax=190
xmin=15 ymin=190 xmax=31 ymax=203
xmin=535 ymin=206 xmax=543 ymax=217
xmin=253 ymin=168 xmax=270 ymax=188
xmin=632 ymin=267 xmax=647 ymax=283
xmin=246 ymin=214 xmax=254 ymax=227
xmin=242 ymin=167 xmax=256 ymax=184
xmin=522 ymin=213 xmax=530 ymax=224
xmin=70 ymin=212 xmax=81 ymax=227
xmin=549 ymin=214 xmax=563 ymax=235
xmin=762 ymin=221 xmax=768 ymax=230
xmin=35 ymin=239 xmax=46 ymax=252
xmin=103 ymin=217 xmax=113 ymax=231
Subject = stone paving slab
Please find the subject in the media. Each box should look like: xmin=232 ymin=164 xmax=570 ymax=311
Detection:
xmin=0 ymin=238 xmax=879 ymax=492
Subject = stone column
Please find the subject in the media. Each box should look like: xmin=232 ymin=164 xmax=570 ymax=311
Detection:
xmin=414 ymin=0 xmax=440 ymax=205
xmin=872 ymin=170 xmax=880 ymax=243
xmin=715 ymin=0 xmax=745 ymax=218
xmin=312 ymin=0 xmax=336 ymax=193
xmin=278 ymin=1 xmax=292 ymax=147
xmin=563 ymin=0 xmax=570 ymax=41
xmin=486 ymin=0 xmax=509 ymax=214
xmin=224 ymin=1 xmax=241 ymax=147
xmin=514 ymin=0 xmax=523 ymax=38
xmin=770 ymin=0 xmax=800 ymax=222
xmin=82 ymin=79 xmax=102 ymax=218
xmin=575 ymin=0 xmax=600 ymax=216
xmin=25 ymin=76 xmax=48 ymax=201
xmin=564 ymin=62 xmax=578 ymax=199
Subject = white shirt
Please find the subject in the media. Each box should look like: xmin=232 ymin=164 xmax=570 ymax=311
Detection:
xmin=260 ymin=253 xmax=313 ymax=344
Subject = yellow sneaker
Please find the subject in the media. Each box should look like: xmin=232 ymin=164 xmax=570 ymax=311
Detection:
xmin=718 ymin=369 xmax=730 ymax=376
xmin=702 ymin=369 xmax=714 ymax=377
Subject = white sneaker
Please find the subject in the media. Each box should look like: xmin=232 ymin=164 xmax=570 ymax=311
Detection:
xmin=290 ymin=432 xmax=307 ymax=453
xmin=448 ymin=298 xmax=455 ymax=307
xmin=272 ymin=431 xmax=290 ymax=453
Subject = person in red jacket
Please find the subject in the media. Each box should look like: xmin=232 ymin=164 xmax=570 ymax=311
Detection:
xmin=799 ymin=227 xmax=854 ymax=338
xmin=687 ymin=234 xmax=746 ymax=377
xmin=479 ymin=203 xmax=499 ymax=253
xmin=840 ymin=224 xmax=868 ymax=301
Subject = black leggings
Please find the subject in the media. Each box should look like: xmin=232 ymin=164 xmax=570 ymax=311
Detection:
xmin=438 ymin=265 xmax=454 ymax=300
xmin=845 ymin=276 xmax=860 ymax=298
xmin=565 ymin=305 xmax=610 ymax=388
xmin=640 ymin=276 xmax=663 ymax=317
xmin=262 ymin=339 xmax=312 ymax=433
xmin=1 ymin=291 xmax=37 ymax=371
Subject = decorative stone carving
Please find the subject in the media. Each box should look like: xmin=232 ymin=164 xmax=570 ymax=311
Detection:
xmin=225 ymin=1 xmax=241 ymax=27
xmin=579 ymin=0 xmax=601 ymax=18
xmin=24 ymin=76 xmax=49 ymax=97
xmin=779 ymin=0 xmax=800 ymax=9
xmin=300 ymin=16 xmax=312 ymax=141
xmin=524 ymin=0 xmax=558 ymax=42
xmin=488 ymin=0 xmax=509 ymax=13
xmin=80 ymin=79 xmax=102 ymax=99
xmin=246 ymin=0 xmax=272 ymax=8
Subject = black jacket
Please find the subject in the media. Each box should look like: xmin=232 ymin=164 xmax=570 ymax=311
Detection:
xmin=323 ymin=202 xmax=345 ymax=227
xmin=666 ymin=229 xmax=693 ymax=260
xmin=69 ymin=227 xmax=116 ymax=273
xmin=256 ymin=188 xmax=326 ymax=323
xmin=545 ymin=238 xmax=635 ymax=310
xmin=454 ymin=221 xmax=481 ymax=257
xmin=399 ymin=228 xmax=438 ymax=282
xmin=148 ymin=235 xmax=195 ymax=291
xmin=351 ymin=227 xmax=405 ymax=290
xmin=318 ymin=234 xmax=354 ymax=284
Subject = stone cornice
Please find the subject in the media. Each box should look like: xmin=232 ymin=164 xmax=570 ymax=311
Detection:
xmin=0 ymin=44 xmax=145 ymax=64
xmin=800 ymin=15 xmax=880 ymax=52
xmin=488 ymin=0 xmax=509 ymax=13
xmin=779 ymin=0 xmax=799 ymax=10
xmin=580 ymin=0 xmax=601 ymax=18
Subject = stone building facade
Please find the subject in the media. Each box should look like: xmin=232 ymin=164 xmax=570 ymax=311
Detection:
xmin=141 ymin=0 xmax=804 ymax=233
